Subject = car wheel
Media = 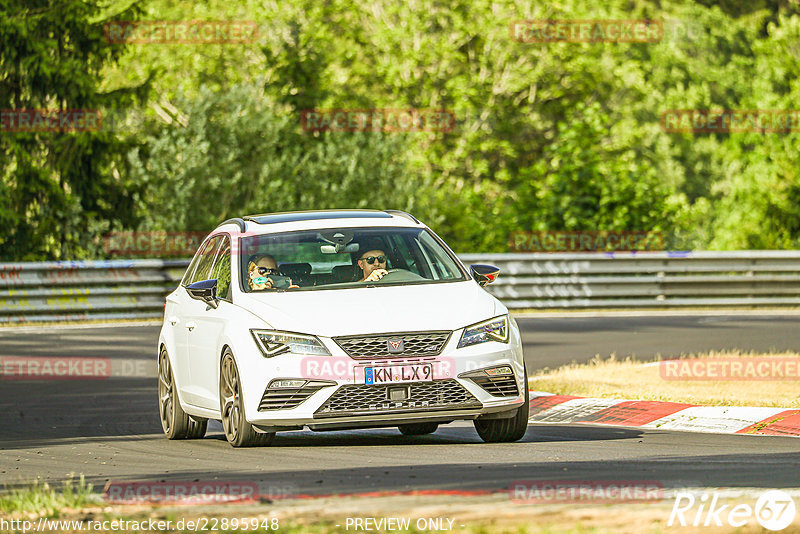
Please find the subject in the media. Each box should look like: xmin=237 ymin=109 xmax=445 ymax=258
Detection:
xmin=220 ymin=349 xmax=274 ymax=448
xmin=398 ymin=422 xmax=439 ymax=435
xmin=158 ymin=348 xmax=207 ymax=439
xmin=473 ymin=366 xmax=529 ymax=443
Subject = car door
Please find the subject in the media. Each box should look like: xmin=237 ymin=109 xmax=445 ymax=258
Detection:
xmin=168 ymin=236 xmax=216 ymax=402
xmin=188 ymin=235 xmax=233 ymax=410
xmin=164 ymin=244 xmax=204 ymax=394
xmin=177 ymin=235 xmax=222 ymax=407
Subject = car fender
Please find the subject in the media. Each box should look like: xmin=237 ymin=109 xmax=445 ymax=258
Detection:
xmin=213 ymin=302 xmax=277 ymax=420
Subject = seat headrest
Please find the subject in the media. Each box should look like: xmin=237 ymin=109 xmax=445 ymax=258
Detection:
xmin=332 ymin=264 xmax=360 ymax=282
xmin=279 ymin=262 xmax=312 ymax=276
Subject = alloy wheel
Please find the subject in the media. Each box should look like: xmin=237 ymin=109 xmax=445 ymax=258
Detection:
xmin=158 ymin=349 xmax=175 ymax=434
xmin=220 ymin=353 xmax=242 ymax=443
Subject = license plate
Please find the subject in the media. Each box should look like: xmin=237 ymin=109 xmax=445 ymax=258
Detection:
xmin=365 ymin=363 xmax=433 ymax=385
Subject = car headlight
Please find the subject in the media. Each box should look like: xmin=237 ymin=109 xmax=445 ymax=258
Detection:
xmin=250 ymin=330 xmax=331 ymax=357
xmin=457 ymin=315 xmax=509 ymax=348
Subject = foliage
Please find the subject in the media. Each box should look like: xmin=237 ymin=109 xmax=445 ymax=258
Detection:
xmin=0 ymin=0 xmax=148 ymax=260
xmin=125 ymin=85 xmax=436 ymax=234
xmin=4 ymin=0 xmax=800 ymax=257
xmin=0 ymin=475 xmax=95 ymax=515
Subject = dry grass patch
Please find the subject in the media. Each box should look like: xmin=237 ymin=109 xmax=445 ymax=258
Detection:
xmin=530 ymin=351 xmax=800 ymax=407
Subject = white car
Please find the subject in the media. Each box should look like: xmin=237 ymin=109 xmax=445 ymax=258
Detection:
xmin=158 ymin=210 xmax=528 ymax=447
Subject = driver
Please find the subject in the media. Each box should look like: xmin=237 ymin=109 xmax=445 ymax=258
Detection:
xmin=247 ymin=254 xmax=298 ymax=290
xmin=357 ymin=249 xmax=389 ymax=282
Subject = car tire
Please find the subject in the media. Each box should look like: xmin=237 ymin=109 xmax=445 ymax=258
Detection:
xmin=398 ymin=422 xmax=439 ymax=435
xmin=473 ymin=366 xmax=529 ymax=443
xmin=158 ymin=348 xmax=208 ymax=440
xmin=220 ymin=349 xmax=275 ymax=448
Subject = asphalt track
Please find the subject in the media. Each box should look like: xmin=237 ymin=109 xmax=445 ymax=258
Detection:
xmin=1 ymin=314 xmax=800 ymax=496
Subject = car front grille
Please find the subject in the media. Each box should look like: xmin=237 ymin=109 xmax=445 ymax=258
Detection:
xmin=259 ymin=385 xmax=327 ymax=411
xmin=333 ymin=331 xmax=451 ymax=359
xmin=469 ymin=375 xmax=519 ymax=397
xmin=314 ymin=379 xmax=481 ymax=417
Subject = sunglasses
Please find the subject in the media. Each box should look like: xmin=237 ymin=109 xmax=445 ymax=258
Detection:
xmin=257 ymin=267 xmax=280 ymax=275
xmin=360 ymin=255 xmax=386 ymax=265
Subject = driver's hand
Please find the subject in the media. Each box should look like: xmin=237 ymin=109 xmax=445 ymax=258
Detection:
xmin=365 ymin=269 xmax=388 ymax=282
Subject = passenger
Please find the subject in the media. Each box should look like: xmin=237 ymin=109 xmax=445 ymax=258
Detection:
xmin=357 ymin=248 xmax=389 ymax=282
xmin=247 ymin=254 xmax=298 ymax=290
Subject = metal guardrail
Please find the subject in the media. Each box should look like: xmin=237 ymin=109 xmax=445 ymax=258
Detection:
xmin=0 ymin=260 xmax=190 ymax=323
xmin=460 ymin=251 xmax=800 ymax=309
xmin=1 ymin=252 xmax=799 ymax=323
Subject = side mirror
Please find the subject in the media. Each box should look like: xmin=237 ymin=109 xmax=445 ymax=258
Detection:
xmin=470 ymin=264 xmax=500 ymax=287
xmin=186 ymin=279 xmax=219 ymax=308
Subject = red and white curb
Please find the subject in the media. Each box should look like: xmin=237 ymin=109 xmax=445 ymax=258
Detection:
xmin=528 ymin=392 xmax=800 ymax=437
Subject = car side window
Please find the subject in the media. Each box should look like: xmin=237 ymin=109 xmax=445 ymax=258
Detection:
xmin=181 ymin=243 xmax=205 ymax=286
xmin=190 ymin=236 xmax=222 ymax=284
xmin=386 ymin=234 xmax=424 ymax=277
xmin=209 ymin=236 xmax=232 ymax=300
xmin=416 ymin=231 xmax=460 ymax=279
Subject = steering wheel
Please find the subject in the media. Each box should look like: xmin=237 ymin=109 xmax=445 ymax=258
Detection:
xmin=372 ymin=268 xmax=400 ymax=281
xmin=374 ymin=268 xmax=427 ymax=283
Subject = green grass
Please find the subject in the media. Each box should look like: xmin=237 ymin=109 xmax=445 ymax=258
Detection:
xmin=529 ymin=351 xmax=800 ymax=408
xmin=0 ymin=475 xmax=98 ymax=516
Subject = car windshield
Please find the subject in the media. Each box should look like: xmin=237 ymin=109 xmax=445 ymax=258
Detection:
xmin=239 ymin=227 xmax=467 ymax=292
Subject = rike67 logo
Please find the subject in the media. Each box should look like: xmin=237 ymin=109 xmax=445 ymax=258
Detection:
xmin=668 ymin=490 xmax=796 ymax=531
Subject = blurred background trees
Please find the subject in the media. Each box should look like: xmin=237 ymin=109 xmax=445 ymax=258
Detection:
xmin=2 ymin=0 xmax=800 ymax=258
xmin=0 ymin=0 xmax=148 ymax=259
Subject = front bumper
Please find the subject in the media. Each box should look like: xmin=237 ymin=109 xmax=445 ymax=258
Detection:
xmin=240 ymin=331 xmax=526 ymax=430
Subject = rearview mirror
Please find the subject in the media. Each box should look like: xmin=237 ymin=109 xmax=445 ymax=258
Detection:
xmin=320 ymin=243 xmax=360 ymax=254
xmin=470 ymin=264 xmax=500 ymax=287
xmin=186 ymin=279 xmax=219 ymax=308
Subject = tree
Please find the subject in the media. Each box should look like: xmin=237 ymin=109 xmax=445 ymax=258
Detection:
xmin=125 ymin=84 xmax=435 ymax=236
xmin=0 ymin=0 xmax=148 ymax=260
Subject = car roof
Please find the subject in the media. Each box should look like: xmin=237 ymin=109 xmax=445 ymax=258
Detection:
xmin=246 ymin=210 xmax=395 ymax=225
xmin=214 ymin=209 xmax=423 ymax=234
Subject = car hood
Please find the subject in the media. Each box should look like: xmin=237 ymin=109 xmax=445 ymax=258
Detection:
xmin=236 ymin=280 xmax=502 ymax=337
